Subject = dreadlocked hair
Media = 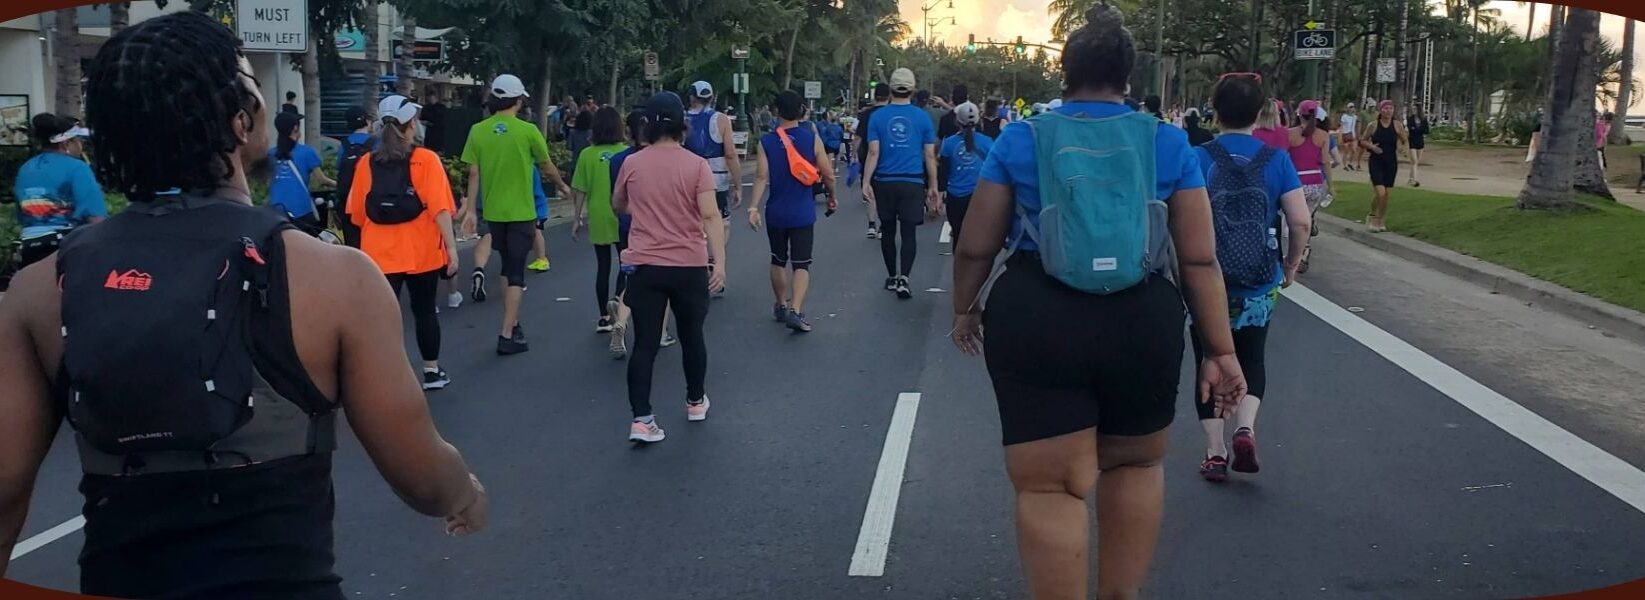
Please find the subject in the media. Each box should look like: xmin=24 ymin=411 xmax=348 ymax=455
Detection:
xmin=1062 ymin=2 xmax=1134 ymax=95
xmin=85 ymin=11 xmax=260 ymax=202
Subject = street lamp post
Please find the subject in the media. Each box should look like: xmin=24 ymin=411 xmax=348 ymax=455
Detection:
xmin=921 ymin=0 xmax=953 ymax=42
xmin=927 ymin=16 xmax=955 ymax=42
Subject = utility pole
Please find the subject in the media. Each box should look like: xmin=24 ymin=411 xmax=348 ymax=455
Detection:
xmin=1306 ymin=0 xmax=1319 ymax=100
xmin=921 ymin=0 xmax=952 ymax=42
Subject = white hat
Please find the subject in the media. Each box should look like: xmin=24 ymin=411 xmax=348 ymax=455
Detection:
xmin=954 ymin=102 xmax=981 ymax=126
xmin=377 ymin=95 xmax=422 ymax=125
xmin=49 ymin=125 xmax=92 ymax=144
xmin=490 ymin=74 xmax=530 ymax=99
xmin=890 ymin=68 xmax=917 ymax=94
xmin=690 ymin=81 xmax=714 ymax=99
xmin=1047 ymin=99 xmax=1064 ymax=110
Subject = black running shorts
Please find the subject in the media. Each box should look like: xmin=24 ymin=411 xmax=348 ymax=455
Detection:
xmin=767 ymin=225 xmax=815 ymax=270
xmin=982 ymin=254 xmax=1186 ymax=445
xmin=1368 ymin=156 xmax=1399 ymax=187
xmin=487 ymin=220 xmax=535 ymax=287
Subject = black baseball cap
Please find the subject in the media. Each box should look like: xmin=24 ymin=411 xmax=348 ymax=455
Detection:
xmin=345 ymin=106 xmax=370 ymax=130
xmin=274 ymin=111 xmax=304 ymax=137
xmin=644 ymin=92 xmax=685 ymax=128
xmin=872 ymin=83 xmax=891 ymax=100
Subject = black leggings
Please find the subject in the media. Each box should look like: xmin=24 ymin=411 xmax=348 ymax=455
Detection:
xmin=873 ymin=181 xmax=925 ymax=277
xmin=1191 ymin=324 xmax=1268 ymax=420
xmin=625 ymin=266 xmax=711 ymax=418
xmin=593 ymin=241 xmax=629 ymax=317
xmin=386 ymin=270 xmax=442 ymax=362
xmin=945 ymin=193 xmax=971 ymax=243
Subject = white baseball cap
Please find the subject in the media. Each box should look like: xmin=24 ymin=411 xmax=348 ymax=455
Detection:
xmin=889 ymin=68 xmax=917 ymax=94
xmin=490 ymin=74 xmax=530 ymax=99
xmin=377 ymin=94 xmax=422 ymax=125
xmin=1047 ymin=99 xmax=1064 ymax=110
xmin=690 ymin=81 xmax=714 ymax=99
xmin=49 ymin=125 xmax=92 ymax=144
xmin=954 ymin=102 xmax=981 ymax=126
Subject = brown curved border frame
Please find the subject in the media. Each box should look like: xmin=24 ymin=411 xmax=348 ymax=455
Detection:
xmin=3 ymin=0 xmax=1645 ymax=598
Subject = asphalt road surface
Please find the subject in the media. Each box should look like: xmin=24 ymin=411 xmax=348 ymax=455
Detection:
xmin=9 ymin=186 xmax=1645 ymax=599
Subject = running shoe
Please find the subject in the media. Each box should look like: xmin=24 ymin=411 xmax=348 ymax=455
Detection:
xmin=866 ymin=225 xmax=880 ymax=239
xmin=629 ymin=419 xmax=666 ymax=443
xmin=773 ymin=303 xmax=788 ymax=322
xmin=609 ymin=321 xmax=628 ymax=359
xmin=1199 ymin=455 xmax=1229 ymax=482
xmin=661 ymin=332 xmax=678 ymax=347
xmin=884 ymin=277 xmax=898 ymax=292
xmin=497 ymin=324 xmax=529 ymax=355
xmin=422 ymin=369 xmax=451 ymax=391
xmin=784 ymin=309 xmax=813 ymax=333
xmin=471 ymin=270 xmax=488 ymax=303
xmin=1297 ymin=247 xmax=1312 ymax=275
xmin=447 ymin=291 xmax=464 ymax=309
xmin=596 ymin=317 xmax=614 ymax=334
xmin=687 ymin=395 xmax=710 ymax=422
xmin=1230 ymin=429 xmax=1261 ymax=473
xmin=895 ymin=276 xmax=912 ymax=299
xmin=527 ymin=257 xmax=550 ymax=272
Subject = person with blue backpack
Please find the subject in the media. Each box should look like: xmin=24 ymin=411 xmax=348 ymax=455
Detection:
xmin=946 ymin=5 xmax=1250 ymax=599
xmin=1192 ymin=74 xmax=1311 ymax=483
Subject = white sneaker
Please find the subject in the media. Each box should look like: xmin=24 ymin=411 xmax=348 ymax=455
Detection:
xmin=609 ymin=322 xmax=628 ymax=359
xmin=629 ymin=419 xmax=666 ymax=443
xmin=687 ymin=395 xmax=710 ymax=422
xmin=448 ymin=291 xmax=463 ymax=308
xmin=661 ymin=332 xmax=678 ymax=348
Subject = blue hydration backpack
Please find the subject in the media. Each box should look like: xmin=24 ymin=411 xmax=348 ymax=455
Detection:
xmin=1202 ymin=141 xmax=1280 ymax=290
xmin=1016 ymin=110 xmax=1171 ymax=294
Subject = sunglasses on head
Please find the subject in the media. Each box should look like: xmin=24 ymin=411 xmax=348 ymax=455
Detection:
xmin=1218 ymin=72 xmax=1262 ymax=83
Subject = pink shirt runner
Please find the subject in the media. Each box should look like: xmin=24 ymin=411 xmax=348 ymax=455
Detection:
xmin=1287 ymin=129 xmax=1328 ymax=186
xmin=615 ymin=145 xmax=715 ymax=268
xmin=1253 ymin=126 xmax=1290 ymax=150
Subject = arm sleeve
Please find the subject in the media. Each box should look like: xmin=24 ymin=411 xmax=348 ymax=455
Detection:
xmin=413 ymin=150 xmax=457 ymax=216
xmin=696 ymin=161 xmax=716 ymax=196
xmin=70 ymin=163 xmax=108 ymax=219
xmin=1272 ymin=152 xmax=1303 ymax=196
xmin=865 ymin=113 xmax=881 ymax=143
xmin=1176 ymin=144 xmax=1206 ymax=192
xmin=923 ymin=119 xmax=938 ymax=144
xmin=571 ymin=149 xmax=592 ymax=193
xmin=301 ymin=145 xmax=323 ymax=173
xmin=530 ymin=128 xmax=551 ymax=163
xmin=978 ymin=128 xmax=1016 ymax=186
xmin=460 ymin=126 xmax=479 ymax=164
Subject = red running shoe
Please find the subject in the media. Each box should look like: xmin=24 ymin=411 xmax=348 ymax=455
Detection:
xmin=1199 ymin=456 xmax=1229 ymax=482
xmin=1231 ymin=428 xmax=1261 ymax=473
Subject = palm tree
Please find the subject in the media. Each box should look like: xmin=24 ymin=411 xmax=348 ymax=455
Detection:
xmin=1519 ymin=8 xmax=1601 ymax=210
xmin=1608 ymin=19 xmax=1635 ymax=145
xmin=396 ymin=13 xmax=417 ymax=96
xmin=1050 ymin=0 xmax=1140 ymax=42
xmin=52 ymin=9 xmax=81 ymax=117
xmin=1518 ymin=1 xmax=1535 ymax=38
xmin=362 ymin=1 xmax=381 ymax=109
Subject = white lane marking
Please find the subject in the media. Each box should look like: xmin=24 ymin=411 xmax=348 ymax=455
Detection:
xmin=9 ymin=515 xmax=85 ymax=560
xmin=849 ymin=392 xmax=922 ymax=577
xmin=939 ymin=222 xmax=953 ymax=244
xmin=1286 ymin=284 xmax=1645 ymax=515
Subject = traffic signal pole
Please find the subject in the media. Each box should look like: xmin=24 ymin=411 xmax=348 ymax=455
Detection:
xmin=1306 ymin=0 xmax=1320 ymax=100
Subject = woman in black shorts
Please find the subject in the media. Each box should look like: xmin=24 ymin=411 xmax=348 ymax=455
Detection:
xmin=948 ymin=5 xmax=1249 ymax=599
xmin=1359 ymin=99 xmax=1408 ymax=232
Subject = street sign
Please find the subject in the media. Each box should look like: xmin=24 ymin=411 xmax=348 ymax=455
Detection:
xmin=1293 ymin=29 xmax=1336 ymax=60
xmin=731 ymin=46 xmax=750 ymax=60
xmin=643 ymin=51 xmax=659 ymax=81
xmin=731 ymin=73 xmax=751 ymax=94
xmin=1376 ymin=57 xmax=1397 ymax=83
xmin=803 ymin=81 xmax=822 ymax=99
xmin=237 ymin=0 xmax=307 ymax=52
xmin=390 ymin=39 xmax=445 ymax=62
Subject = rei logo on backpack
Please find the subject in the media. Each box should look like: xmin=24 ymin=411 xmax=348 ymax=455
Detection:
xmin=1203 ymin=141 xmax=1281 ymax=290
xmin=1019 ymin=110 xmax=1170 ymax=294
xmin=365 ymin=157 xmax=425 ymax=225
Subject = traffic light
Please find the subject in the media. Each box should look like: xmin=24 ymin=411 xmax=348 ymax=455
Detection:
xmin=966 ymin=34 xmax=976 ymax=53
xmin=1014 ymin=36 xmax=1026 ymax=55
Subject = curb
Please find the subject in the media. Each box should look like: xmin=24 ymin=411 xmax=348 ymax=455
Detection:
xmin=1316 ymin=213 xmax=1645 ymax=345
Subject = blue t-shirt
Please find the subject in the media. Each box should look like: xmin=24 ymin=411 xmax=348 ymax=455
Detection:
xmin=12 ymin=152 xmax=106 ymax=239
xmin=939 ymin=132 xmax=995 ymax=198
xmin=759 ymin=126 xmax=821 ymax=230
xmin=1194 ymin=133 xmax=1303 ymax=297
xmin=610 ymin=145 xmax=639 ymax=235
xmin=979 ymin=101 xmax=1205 ymax=252
xmin=867 ymin=102 xmax=937 ymax=184
xmin=268 ymin=144 xmax=323 ymax=218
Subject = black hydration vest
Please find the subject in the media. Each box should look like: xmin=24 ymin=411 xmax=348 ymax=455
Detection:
xmin=55 ymin=195 xmax=337 ymax=476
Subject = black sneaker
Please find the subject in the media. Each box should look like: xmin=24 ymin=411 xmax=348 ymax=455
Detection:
xmin=773 ymin=303 xmax=788 ymax=322
xmin=895 ymin=276 xmax=912 ymax=299
xmin=884 ymin=277 xmax=898 ymax=292
xmin=498 ymin=325 xmax=529 ymax=355
xmin=422 ymin=369 xmax=451 ymax=390
xmin=471 ymin=270 xmax=488 ymax=303
xmin=784 ymin=309 xmax=813 ymax=333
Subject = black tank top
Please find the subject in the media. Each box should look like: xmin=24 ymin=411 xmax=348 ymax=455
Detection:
xmin=1372 ymin=119 xmax=1399 ymax=159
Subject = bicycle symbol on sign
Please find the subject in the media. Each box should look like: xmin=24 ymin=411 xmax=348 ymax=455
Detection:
xmin=1301 ymin=32 xmax=1329 ymax=48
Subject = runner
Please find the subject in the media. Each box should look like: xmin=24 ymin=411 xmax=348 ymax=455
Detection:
xmin=855 ymin=83 xmax=892 ymax=239
xmin=461 ymin=73 xmax=572 ymax=355
xmin=1183 ymin=111 xmax=1214 ymax=146
xmin=863 ymin=67 xmax=940 ymax=299
xmin=1406 ymin=105 xmax=1430 ymax=187
xmin=981 ymin=99 xmax=1005 ymax=138
xmin=1359 ymin=99 xmax=1408 ymax=233
xmin=269 ymin=110 xmax=337 ymax=227
xmin=1193 ymin=75 xmax=1310 ymax=482
xmin=840 ymin=109 xmax=859 ymax=165
xmin=1338 ymin=102 xmax=1361 ymax=171
xmin=0 ymin=13 xmax=486 ymax=596
xmin=10 ymin=113 xmax=105 ymax=269
xmin=749 ymin=90 xmax=837 ymax=333
xmin=528 ymin=174 xmax=553 ymax=273
xmin=684 ymin=81 xmax=743 ymax=257
xmin=612 ymin=92 xmax=728 ymax=443
xmin=1252 ymin=98 xmax=1289 ymax=149
xmin=938 ymin=84 xmax=970 ymax=139
xmin=605 ymin=107 xmax=650 ymax=358
xmin=571 ymin=106 xmax=629 ymax=333
xmin=335 ymin=106 xmax=375 ymax=249
xmin=345 ymin=95 xmax=458 ymax=390
xmin=1288 ymin=99 xmax=1334 ymax=274
xmin=937 ymin=101 xmax=994 ymax=244
xmin=947 ymin=6 xmax=1246 ymax=598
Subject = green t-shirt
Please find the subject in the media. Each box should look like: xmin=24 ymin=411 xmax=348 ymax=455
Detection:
xmin=571 ymin=143 xmax=627 ymax=245
xmin=461 ymin=114 xmax=550 ymax=223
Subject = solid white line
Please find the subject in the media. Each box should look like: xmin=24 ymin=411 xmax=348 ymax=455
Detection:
xmin=9 ymin=515 xmax=85 ymax=561
xmin=848 ymin=392 xmax=922 ymax=577
xmin=938 ymin=222 xmax=953 ymax=244
xmin=1286 ymin=284 xmax=1645 ymax=515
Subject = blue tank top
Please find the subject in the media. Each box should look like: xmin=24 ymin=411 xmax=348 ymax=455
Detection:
xmin=686 ymin=109 xmax=724 ymax=159
xmin=759 ymin=126 xmax=819 ymax=229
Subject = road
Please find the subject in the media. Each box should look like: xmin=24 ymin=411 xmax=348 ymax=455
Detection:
xmin=8 ymin=182 xmax=1645 ymax=599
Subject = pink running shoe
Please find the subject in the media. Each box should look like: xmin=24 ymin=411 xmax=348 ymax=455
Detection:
xmin=629 ymin=420 xmax=665 ymax=443
xmin=1231 ymin=428 xmax=1261 ymax=473
xmin=687 ymin=395 xmax=711 ymax=422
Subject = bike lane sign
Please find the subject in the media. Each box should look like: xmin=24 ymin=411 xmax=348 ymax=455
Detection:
xmin=1293 ymin=29 xmax=1336 ymax=60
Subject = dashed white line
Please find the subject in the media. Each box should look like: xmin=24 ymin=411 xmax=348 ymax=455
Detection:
xmin=848 ymin=392 xmax=922 ymax=577
xmin=1286 ymin=284 xmax=1645 ymax=515
xmin=9 ymin=515 xmax=84 ymax=561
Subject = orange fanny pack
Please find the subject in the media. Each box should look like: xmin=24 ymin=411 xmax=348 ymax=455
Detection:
xmin=777 ymin=128 xmax=821 ymax=186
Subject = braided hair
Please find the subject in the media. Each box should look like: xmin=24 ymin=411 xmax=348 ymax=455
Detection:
xmin=1062 ymin=2 xmax=1134 ymax=96
xmin=84 ymin=11 xmax=262 ymax=201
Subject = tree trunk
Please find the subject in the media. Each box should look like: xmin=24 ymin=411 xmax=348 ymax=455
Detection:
xmin=1518 ymin=8 xmax=1601 ymax=210
xmin=1246 ymin=0 xmax=1262 ymax=71
xmin=1466 ymin=11 xmax=1480 ymax=143
xmin=110 ymin=2 xmax=130 ymax=35
xmin=538 ymin=55 xmax=555 ymax=138
xmin=395 ymin=15 xmax=416 ymax=96
xmin=609 ymin=55 xmax=620 ymax=107
xmin=1392 ymin=0 xmax=1409 ymax=115
xmin=52 ymin=9 xmax=82 ymax=117
xmin=1322 ymin=0 xmax=1340 ymax=106
xmin=302 ymin=30 xmax=322 ymax=145
xmin=783 ymin=27 xmax=800 ymax=91
xmin=362 ymin=0 xmax=380 ymax=108
xmin=847 ymin=54 xmax=857 ymax=106
xmin=1526 ymin=3 xmax=1535 ymax=38
xmin=1608 ymin=19 xmax=1635 ymax=145
xmin=1572 ymin=14 xmax=1613 ymax=199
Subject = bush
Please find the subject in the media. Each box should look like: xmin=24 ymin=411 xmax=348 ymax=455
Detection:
xmin=1498 ymin=112 xmax=1539 ymax=146
xmin=1429 ymin=124 xmax=1467 ymax=143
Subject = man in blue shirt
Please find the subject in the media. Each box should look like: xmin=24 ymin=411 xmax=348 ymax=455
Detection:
xmin=863 ymin=67 xmax=939 ymax=299
xmin=10 ymin=114 xmax=106 ymax=268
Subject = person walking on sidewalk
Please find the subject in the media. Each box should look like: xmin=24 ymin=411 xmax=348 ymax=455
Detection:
xmin=347 ymin=95 xmax=459 ymax=390
xmin=938 ymin=101 xmax=994 ymax=244
xmin=1338 ymin=102 xmax=1361 ymax=171
xmin=948 ymin=6 xmax=1247 ymax=598
xmin=1359 ymin=99 xmax=1408 ymax=233
xmin=1406 ymin=105 xmax=1430 ymax=187
xmin=749 ymin=90 xmax=838 ymax=333
xmin=612 ymin=92 xmax=728 ymax=443
xmin=1288 ymin=100 xmax=1333 ymax=274
xmin=460 ymin=74 xmax=571 ymax=355
xmin=0 ymin=13 xmax=486 ymax=597
xmin=1193 ymin=75 xmax=1311 ymax=482
xmin=863 ymin=68 xmax=940 ymax=299
xmin=571 ymin=106 xmax=630 ymax=334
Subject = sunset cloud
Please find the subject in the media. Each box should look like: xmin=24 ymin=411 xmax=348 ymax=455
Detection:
xmin=898 ymin=0 xmax=1060 ymax=48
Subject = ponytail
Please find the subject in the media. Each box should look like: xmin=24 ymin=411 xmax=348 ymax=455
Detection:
xmin=1301 ymin=115 xmax=1318 ymax=142
xmin=275 ymin=135 xmax=296 ymax=161
xmin=372 ymin=117 xmax=416 ymax=164
xmin=962 ymin=124 xmax=976 ymax=153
